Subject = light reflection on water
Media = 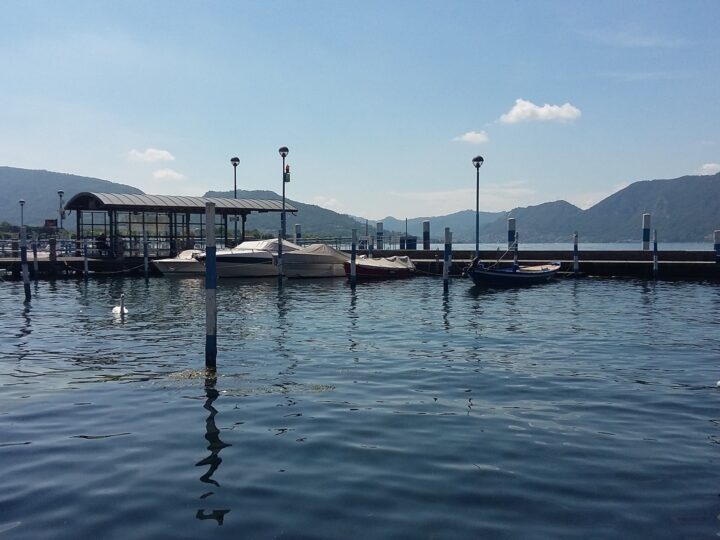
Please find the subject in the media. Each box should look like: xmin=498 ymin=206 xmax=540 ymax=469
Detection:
xmin=1 ymin=276 xmax=719 ymax=538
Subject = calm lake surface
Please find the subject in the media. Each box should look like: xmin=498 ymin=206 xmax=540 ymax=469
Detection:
xmin=1 ymin=275 xmax=719 ymax=539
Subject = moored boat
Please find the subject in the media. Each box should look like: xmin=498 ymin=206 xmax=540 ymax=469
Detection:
xmin=343 ymin=255 xmax=416 ymax=279
xmin=283 ymin=243 xmax=349 ymax=278
xmin=201 ymin=239 xmax=301 ymax=278
xmin=464 ymin=258 xmax=560 ymax=286
xmin=152 ymin=249 xmax=205 ymax=275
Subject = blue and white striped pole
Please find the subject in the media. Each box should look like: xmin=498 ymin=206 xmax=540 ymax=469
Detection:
xmin=508 ymin=218 xmax=516 ymax=250
xmin=642 ymin=213 xmax=651 ymax=251
xmin=513 ymin=232 xmax=519 ymax=267
xmin=20 ymin=226 xmax=31 ymax=301
xmin=205 ymin=202 xmax=217 ymax=369
xmin=83 ymin=238 xmax=89 ymax=280
xmin=350 ymin=228 xmax=357 ymax=285
xmin=377 ymin=222 xmax=384 ymax=250
xmin=573 ymin=232 xmax=579 ymax=275
xmin=295 ymin=223 xmax=301 ymax=244
xmin=653 ymin=229 xmax=659 ymax=278
xmin=443 ymin=227 xmax=452 ymax=292
xmin=714 ymin=230 xmax=720 ymax=263
xmin=422 ymin=220 xmax=430 ymax=250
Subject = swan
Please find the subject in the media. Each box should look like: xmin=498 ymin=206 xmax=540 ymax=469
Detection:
xmin=112 ymin=293 xmax=128 ymax=315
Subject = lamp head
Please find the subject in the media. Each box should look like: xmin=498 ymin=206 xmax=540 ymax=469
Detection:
xmin=472 ymin=156 xmax=484 ymax=169
xmin=230 ymin=157 xmax=240 ymax=167
xmin=58 ymin=190 xmax=64 ymax=198
xmin=278 ymin=146 xmax=289 ymax=158
xmin=19 ymin=199 xmax=25 ymax=207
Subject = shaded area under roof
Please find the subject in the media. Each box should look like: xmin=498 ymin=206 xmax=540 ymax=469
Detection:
xmin=65 ymin=192 xmax=297 ymax=214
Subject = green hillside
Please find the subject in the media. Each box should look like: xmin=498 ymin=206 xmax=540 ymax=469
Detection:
xmin=0 ymin=166 xmax=143 ymax=227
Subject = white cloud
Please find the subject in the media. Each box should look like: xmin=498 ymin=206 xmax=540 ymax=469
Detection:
xmin=128 ymin=148 xmax=175 ymax=162
xmin=697 ymin=163 xmax=720 ymax=175
xmin=453 ymin=130 xmax=489 ymax=144
xmin=152 ymin=168 xmax=185 ymax=181
xmin=500 ymin=98 xmax=581 ymax=124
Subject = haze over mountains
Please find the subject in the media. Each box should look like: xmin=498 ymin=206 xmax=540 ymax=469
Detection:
xmin=1 ymin=166 xmax=718 ymax=242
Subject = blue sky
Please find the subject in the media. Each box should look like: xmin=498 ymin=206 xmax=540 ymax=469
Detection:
xmin=1 ymin=1 xmax=718 ymax=220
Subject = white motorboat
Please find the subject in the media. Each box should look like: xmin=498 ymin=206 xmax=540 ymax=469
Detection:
xmin=152 ymin=249 xmax=205 ymax=275
xmin=283 ymin=243 xmax=350 ymax=278
xmin=204 ymin=239 xmax=302 ymax=277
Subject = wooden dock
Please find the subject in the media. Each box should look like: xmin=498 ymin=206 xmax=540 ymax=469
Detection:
xmin=1 ymin=249 xmax=718 ymax=280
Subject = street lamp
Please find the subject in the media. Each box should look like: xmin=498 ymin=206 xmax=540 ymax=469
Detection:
xmin=472 ymin=155 xmax=484 ymax=258
xmin=58 ymin=190 xmax=65 ymax=233
xmin=230 ymin=157 xmax=239 ymax=245
xmin=278 ymin=146 xmax=289 ymax=240
xmin=19 ymin=199 xmax=25 ymax=228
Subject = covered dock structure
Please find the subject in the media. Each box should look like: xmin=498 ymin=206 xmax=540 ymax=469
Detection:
xmin=64 ymin=192 xmax=297 ymax=258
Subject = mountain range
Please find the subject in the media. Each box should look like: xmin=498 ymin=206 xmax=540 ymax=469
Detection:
xmin=1 ymin=165 xmax=718 ymax=242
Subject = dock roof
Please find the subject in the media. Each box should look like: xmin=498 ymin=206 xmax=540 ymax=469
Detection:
xmin=65 ymin=192 xmax=297 ymax=214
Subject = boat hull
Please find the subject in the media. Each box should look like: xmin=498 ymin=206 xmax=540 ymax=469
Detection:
xmin=152 ymin=260 xmax=205 ymax=275
xmin=466 ymin=263 xmax=561 ymax=286
xmin=216 ymin=254 xmax=277 ymax=277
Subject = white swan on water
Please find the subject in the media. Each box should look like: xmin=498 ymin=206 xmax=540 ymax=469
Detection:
xmin=112 ymin=293 xmax=128 ymax=315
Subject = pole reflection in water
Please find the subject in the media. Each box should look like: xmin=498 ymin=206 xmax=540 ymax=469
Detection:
xmin=442 ymin=290 xmax=451 ymax=332
xmin=195 ymin=371 xmax=231 ymax=525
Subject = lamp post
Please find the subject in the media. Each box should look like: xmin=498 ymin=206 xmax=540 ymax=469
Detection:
xmin=278 ymin=147 xmax=289 ymax=239
xmin=472 ymin=155 xmax=484 ymax=258
xmin=58 ymin=190 xmax=65 ymax=233
xmin=230 ymin=157 xmax=239 ymax=245
xmin=277 ymin=147 xmax=289 ymax=284
xmin=19 ymin=199 xmax=25 ymax=228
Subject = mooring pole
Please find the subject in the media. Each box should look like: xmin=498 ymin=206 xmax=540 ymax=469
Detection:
xmin=423 ymin=220 xmax=430 ymax=250
xmin=205 ymin=202 xmax=217 ymax=369
xmin=143 ymin=232 xmax=149 ymax=282
xmin=573 ymin=231 xmax=579 ymax=275
xmin=377 ymin=222 xmax=384 ymax=250
xmin=350 ymin=228 xmax=357 ymax=286
xmin=32 ymin=234 xmax=39 ymax=279
xmin=295 ymin=223 xmax=302 ymax=245
xmin=653 ymin=229 xmax=659 ymax=278
xmin=83 ymin=238 xmax=89 ymax=280
xmin=20 ymin=226 xmax=31 ymax=302
xmin=277 ymin=228 xmax=284 ymax=287
xmin=714 ymin=230 xmax=720 ymax=264
xmin=508 ymin=218 xmax=516 ymax=250
xmin=642 ymin=213 xmax=651 ymax=251
xmin=513 ymin=232 xmax=519 ymax=267
xmin=443 ymin=227 xmax=452 ymax=292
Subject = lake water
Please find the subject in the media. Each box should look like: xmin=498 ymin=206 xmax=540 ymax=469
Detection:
xmin=1 ymin=275 xmax=719 ymax=539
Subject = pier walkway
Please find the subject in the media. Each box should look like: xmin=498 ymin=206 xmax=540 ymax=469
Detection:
xmin=2 ymin=249 xmax=718 ymax=280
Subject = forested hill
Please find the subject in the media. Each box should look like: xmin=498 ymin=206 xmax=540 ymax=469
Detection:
xmin=1 ymin=166 xmax=718 ymax=242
